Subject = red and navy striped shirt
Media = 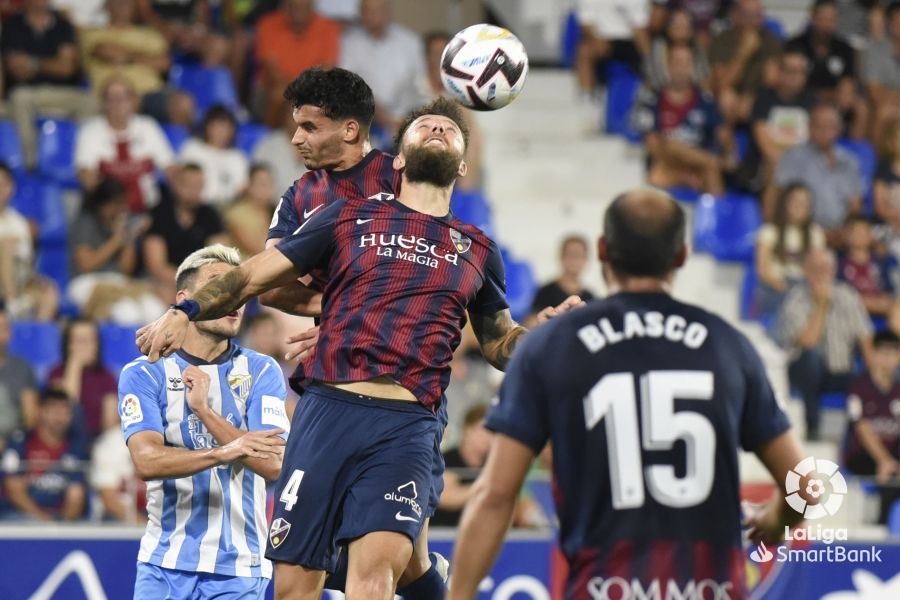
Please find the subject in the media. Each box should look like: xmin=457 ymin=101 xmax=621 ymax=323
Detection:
xmin=275 ymin=196 xmax=508 ymax=409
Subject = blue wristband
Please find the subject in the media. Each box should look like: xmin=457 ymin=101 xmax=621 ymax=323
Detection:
xmin=170 ymin=299 xmax=200 ymax=321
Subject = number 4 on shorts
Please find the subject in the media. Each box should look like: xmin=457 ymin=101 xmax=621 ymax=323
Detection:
xmin=279 ymin=469 xmax=305 ymax=511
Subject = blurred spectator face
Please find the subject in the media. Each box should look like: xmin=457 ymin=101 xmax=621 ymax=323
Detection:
xmin=809 ymin=105 xmax=842 ymax=150
xmin=107 ymin=0 xmax=136 ymax=24
xmin=184 ymin=263 xmax=245 ymax=339
xmin=173 ymin=167 xmax=205 ymax=208
xmin=778 ymin=52 xmax=809 ymax=96
xmin=0 ymin=168 xmax=13 ymax=210
xmin=785 ymin=186 xmax=813 ymax=225
xmin=103 ymin=79 xmax=138 ymax=124
xmin=667 ymin=46 xmax=696 ymax=89
xmin=0 ymin=311 xmax=9 ymax=353
xmin=39 ymin=397 xmax=72 ymax=439
xmin=560 ymin=237 xmax=588 ymax=279
xmin=204 ymin=116 xmax=236 ymax=150
xmin=98 ymin=190 xmax=128 ymax=226
xmin=735 ymin=0 xmax=764 ymax=30
xmin=844 ymin=219 xmax=873 ymax=252
xmin=810 ymin=2 xmax=838 ymax=38
xmin=68 ymin=320 xmax=100 ymax=366
xmin=284 ymin=0 xmax=313 ymax=29
xmin=361 ymin=0 xmax=391 ymax=36
xmin=872 ymin=340 xmax=900 ymax=375
xmin=667 ymin=9 xmax=694 ymax=44
xmin=247 ymin=168 xmax=276 ymax=208
xmin=461 ymin=417 xmax=492 ymax=467
xmin=804 ymin=250 xmax=836 ymax=286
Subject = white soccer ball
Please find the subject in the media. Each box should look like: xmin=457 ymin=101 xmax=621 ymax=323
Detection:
xmin=439 ymin=24 xmax=529 ymax=111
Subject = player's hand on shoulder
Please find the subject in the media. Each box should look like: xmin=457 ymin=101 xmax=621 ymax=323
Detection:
xmin=285 ymin=325 xmax=320 ymax=362
xmin=136 ymin=309 xmax=190 ymax=363
xmin=216 ymin=429 xmax=287 ymax=464
xmin=183 ymin=366 xmax=211 ymax=414
xmin=535 ymin=295 xmax=585 ymax=325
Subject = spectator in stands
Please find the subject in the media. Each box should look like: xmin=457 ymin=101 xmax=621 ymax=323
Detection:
xmin=47 ymin=318 xmax=117 ymax=441
xmin=755 ymin=183 xmax=827 ymax=317
xmin=2 ymin=389 xmax=87 ymax=521
xmin=90 ymin=396 xmax=146 ymax=523
xmin=255 ymin=0 xmax=340 ymax=126
xmin=839 ymin=216 xmax=897 ymax=316
xmin=864 ymin=1 xmax=900 ymax=146
xmin=738 ymin=47 xmax=814 ymax=196
xmin=432 ymin=404 xmax=492 ymax=528
xmin=835 ymin=0 xmax=887 ymax=48
xmin=69 ymin=177 xmax=165 ymax=324
xmin=252 ymin=109 xmax=307 ymax=195
xmin=574 ymin=0 xmax=650 ymax=132
xmin=135 ymin=0 xmax=227 ymax=67
xmin=708 ymin=0 xmax=781 ymax=125
xmin=649 ymin=1 xmax=724 ymax=45
xmin=75 ymin=76 xmax=176 ymax=213
xmin=771 ymin=103 xmax=863 ymax=242
xmin=778 ymin=248 xmax=873 ymax=440
xmin=224 ymin=164 xmax=277 ymax=257
xmin=80 ymin=0 xmax=195 ymax=127
xmin=52 ymin=0 xmax=107 ymax=27
xmin=0 ymin=307 xmax=39 ymax=442
xmin=179 ymin=105 xmax=249 ymax=206
xmin=786 ymin=0 xmax=868 ymax=140
xmin=1 ymin=0 xmax=97 ymax=170
xmin=529 ymin=235 xmax=595 ymax=323
xmin=874 ymin=118 xmax=900 ymax=225
xmin=241 ymin=309 xmax=298 ymax=413
xmin=340 ymin=0 xmax=427 ymax=140
xmin=843 ymin=329 xmax=900 ymax=524
xmin=644 ymin=8 xmax=712 ymax=91
xmin=143 ymin=163 xmax=226 ymax=301
xmin=0 ymin=163 xmax=59 ymax=321
xmin=444 ymin=324 xmax=496 ymax=449
xmin=634 ymin=44 xmax=732 ymax=195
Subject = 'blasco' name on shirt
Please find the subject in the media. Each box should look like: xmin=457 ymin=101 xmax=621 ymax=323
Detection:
xmin=577 ymin=311 xmax=709 ymax=353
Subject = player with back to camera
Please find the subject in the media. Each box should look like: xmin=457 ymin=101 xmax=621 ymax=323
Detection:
xmin=136 ymin=97 xmax=581 ymax=600
xmin=448 ymin=189 xmax=808 ymax=599
xmin=119 ymin=245 xmax=289 ymax=600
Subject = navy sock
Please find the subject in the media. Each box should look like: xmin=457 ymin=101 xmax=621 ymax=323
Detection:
xmin=397 ymin=556 xmax=447 ymax=600
xmin=323 ymin=550 xmax=348 ymax=591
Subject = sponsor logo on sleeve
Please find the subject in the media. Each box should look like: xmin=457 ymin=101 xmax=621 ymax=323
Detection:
xmin=261 ymin=395 xmax=290 ymax=431
xmin=120 ymin=394 xmax=144 ymax=427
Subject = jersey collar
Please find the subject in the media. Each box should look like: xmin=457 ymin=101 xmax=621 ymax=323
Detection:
xmin=329 ymin=149 xmax=380 ymax=180
xmin=176 ymin=343 xmax=239 ymax=366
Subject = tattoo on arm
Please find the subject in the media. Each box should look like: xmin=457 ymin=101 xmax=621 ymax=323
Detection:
xmin=192 ymin=267 xmax=252 ymax=320
xmin=471 ymin=309 xmax=527 ymax=371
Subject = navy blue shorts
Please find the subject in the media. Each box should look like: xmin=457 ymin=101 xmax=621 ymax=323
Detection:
xmin=265 ymin=384 xmax=439 ymax=572
xmin=426 ymin=398 xmax=448 ymax=518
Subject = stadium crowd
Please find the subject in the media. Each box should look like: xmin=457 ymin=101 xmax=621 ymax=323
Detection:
xmin=0 ymin=0 xmax=897 ymax=531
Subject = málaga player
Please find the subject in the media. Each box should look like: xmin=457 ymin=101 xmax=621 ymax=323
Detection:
xmin=119 ymin=246 xmax=288 ymax=599
xmin=448 ymin=190 xmax=807 ymax=600
xmin=136 ymin=98 xmax=580 ymax=599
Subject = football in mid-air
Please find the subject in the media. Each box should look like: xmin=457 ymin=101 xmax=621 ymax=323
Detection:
xmin=440 ymin=24 xmax=529 ymax=111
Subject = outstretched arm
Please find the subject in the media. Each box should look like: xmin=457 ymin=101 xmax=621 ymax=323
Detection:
xmin=259 ymin=236 xmax=324 ymax=316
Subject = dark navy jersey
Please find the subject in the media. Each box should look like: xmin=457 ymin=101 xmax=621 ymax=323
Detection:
xmin=276 ymin=197 xmax=507 ymax=409
xmin=487 ymin=292 xmax=791 ymax=599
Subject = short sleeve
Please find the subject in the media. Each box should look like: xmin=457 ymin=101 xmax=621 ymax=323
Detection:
xmin=117 ymin=360 xmax=164 ymax=442
xmin=756 ymin=224 xmax=776 ymax=248
xmin=631 ymin=87 xmax=659 ymax=136
xmin=1 ymin=431 xmax=27 ymax=475
xmin=246 ymin=356 xmax=290 ymax=439
xmin=90 ymin=434 xmax=123 ymax=489
xmin=737 ymin=333 xmax=792 ymax=451
xmin=267 ymin=181 xmax=301 ymax=241
xmin=468 ymin=242 xmax=509 ymax=315
xmin=810 ymin=225 xmax=827 ymax=250
xmin=74 ymin=121 xmax=101 ymax=170
xmin=774 ymin=148 xmax=801 ymax=188
xmin=485 ymin=329 xmax=550 ymax=454
xmin=846 ymin=377 xmax=866 ymax=423
xmin=275 ymin=200 xmax=344 ymax=275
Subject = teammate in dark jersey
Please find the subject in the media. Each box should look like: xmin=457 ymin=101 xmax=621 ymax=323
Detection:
xmin=137 ymin=98 xmax=580 ymax=599
xmin=448 ymin=189 xmax=807 ymax=600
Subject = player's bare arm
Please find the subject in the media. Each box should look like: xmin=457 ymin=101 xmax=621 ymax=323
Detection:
xmin=182 ymin=366 xmax=285 ymax=481
xmin=744 ymin=429 xmax=807 ymax=545
xmin=126 ymin=428 xmax=286 ymax=481
xmin=447 ymin=434 xmax=535 ymax=600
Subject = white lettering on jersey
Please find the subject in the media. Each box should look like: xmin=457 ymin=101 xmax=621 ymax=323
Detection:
xmin=261 ymin=395 xmax=290 ymax=431
xmin=120 ymin=394 xmax=144 ymax=427
xmin=578 ymin=311 xmax=709 ymax=353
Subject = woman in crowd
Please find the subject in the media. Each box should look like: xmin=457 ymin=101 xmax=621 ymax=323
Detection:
xmin=179 ymin=104 xmax=249 ymax=206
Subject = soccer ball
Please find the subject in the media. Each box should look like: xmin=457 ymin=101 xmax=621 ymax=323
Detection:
xmin=440 ymin=24 xmax=529 ymax=111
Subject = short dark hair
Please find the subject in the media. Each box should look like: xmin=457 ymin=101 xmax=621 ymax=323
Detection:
xmin=200 ymin=104 xmax=237 ymax=145
xmin=874 ymin=329 xmax=900 ymax=348
xmin=603 ymin=191 xmax=686 ymax=278
xmin=0 ymin=161 xmax=12 ymax=181
xmin=180 ymin=162 xmax=203 ymax=175
xmin=62 ymin=318 xmax=101 ymax=369
xmin=85 ymin=177 xmax=127 ymax=214
xmin=812 ymin=0 xmax=836 ymax=12
xmin=560 ymin=234 xmax=588 ymax=256
xmin=844 ymin=214 xmax=872 ymax=228
xmin=394 ymin=96 xmax=470 ymax=151
xmin=283 ymin=67 xmax=375 ymax=128
xmin=40 ymin=388 xmax=71 ymax=406
xmin=249 ymin=163 xmax=272 ymax=178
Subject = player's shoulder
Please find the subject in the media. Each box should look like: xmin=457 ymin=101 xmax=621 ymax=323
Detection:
xmin=118 ymin=356 xmax=164 ymax=387
xmin=234 ymin=345 xmax=281 ymax=374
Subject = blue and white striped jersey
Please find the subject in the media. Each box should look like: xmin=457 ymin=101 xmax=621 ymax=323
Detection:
xmin=118 ymin=344 xmax=289 ymax=579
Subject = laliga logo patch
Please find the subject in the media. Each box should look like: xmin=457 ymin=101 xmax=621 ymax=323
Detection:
xmin=120 ymin=394 xmax=144 ymax=427
xmin=227 ymin=373 xmax=252 ymax=403
xmin=269 ymin=518 xmax=291 ymax=549
xmin=450 ymin=228 xmax=472 ymax=253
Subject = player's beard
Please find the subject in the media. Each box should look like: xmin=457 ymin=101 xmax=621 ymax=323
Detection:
xmin=194 ymin=313 xmax=243 ymax=341
xmin=403 ymin=144 xmax=462 ymax=188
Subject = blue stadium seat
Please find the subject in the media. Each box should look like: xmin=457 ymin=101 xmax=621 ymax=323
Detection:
xmin=35 ymin=245 xmax=70 ymax=293
xmin=0 ymin=120 xmax=25 ymax=172
xmin=693 ymin=193 xmax=761 ymax=263
xmin=10 ymin=174 xmax=66 ymax=245
xmin=236 ymin=123 xmax=270 ymax=156
xmin=99 ymin=323 xmax=141 ymax=375
xmin=837 ymin=138 xmax=876 ymax=212
xmin=740 ymin=266 xmax=757 ymax=321
xmin=560 ymin=11 xmax=581 ymax=69
xmin=889 ymin=500 xmax=900 ymax=535
xmin=451 ymin=188 xmax=495 ymax=237
xmin=36 ymin=118 xmax=79 ymax=188
xmin=764 ymin=17 xmax=785 ymax=40
xmin=733 ymin=128 xmax=750 ymax=163
xmin=169 ymin=65 xmax=239 ymax=115
xmin=162 ymin=123 xmax=190 ymax=153
xmin=819 ymin=392 xmax=847 ymax=410
xmin=667 ymin=186 xmax=702 ymax=204
xmin=605 ymin=61 xmax=641 ymax=141
xmin=9 ymin=321 xmax=61 ymax=383
xmin=500 ymin=247 xmax=537 ymax=322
